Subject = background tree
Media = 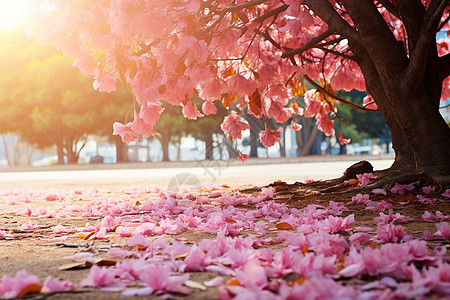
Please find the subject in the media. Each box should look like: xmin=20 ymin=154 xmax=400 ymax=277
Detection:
xmin=36 ymin=0 xmax=450 ymax=184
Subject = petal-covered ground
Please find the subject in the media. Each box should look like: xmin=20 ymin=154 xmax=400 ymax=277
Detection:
xmin=0 ymin=178 xmax=449 ymax=299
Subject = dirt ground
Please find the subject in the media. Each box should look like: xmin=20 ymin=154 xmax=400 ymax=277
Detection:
xmin=0 ymin=177 xmax=448 ymax=299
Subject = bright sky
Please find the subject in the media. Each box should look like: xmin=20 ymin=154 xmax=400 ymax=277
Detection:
xmin=0 ymin=0 xmax=34 ymax=29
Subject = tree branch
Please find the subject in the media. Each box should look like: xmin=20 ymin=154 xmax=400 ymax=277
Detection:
xmin=406 ymin=0 xmax=450 ymax=84
xmin=303 ymin=74 xmax=379 ymax=112
xmin=254 ymin=4 xmax=288 ymax=23
xmin=437 ymin=13 xmax=450 ymax=32
xmin=376 ymin=0 xmax=400 ymax=19
xmin=282 ymin=29 xmax=333 ymax=58
xmin=303 ymin=0 xmax=362 ymax=46
xmin=439 ymin=52 xmax=450 ymax=79
xmin=215 ymin=0 xmax=268 ymax=13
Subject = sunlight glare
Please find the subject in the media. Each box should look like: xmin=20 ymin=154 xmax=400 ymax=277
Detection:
xmin=0 ymin=0 xmax=34 ymax=29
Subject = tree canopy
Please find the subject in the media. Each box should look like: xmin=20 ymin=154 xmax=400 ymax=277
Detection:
xmin=32 ymin=0 xmax=450 ymax=181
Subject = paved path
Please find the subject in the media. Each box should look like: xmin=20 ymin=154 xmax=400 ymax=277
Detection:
xmin=0 ymin=158 xmax=393 ymax=189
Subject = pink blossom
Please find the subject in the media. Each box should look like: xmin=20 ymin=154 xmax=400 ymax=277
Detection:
xmin=259 ymin=126 xmax=282 ymax=147
xmin=139 ymin=264 xmax=189 ymax=294
xmin=20 ymin=221 xmax=36 ymax=231
xmin=372 ymin=188 xmax=387 ymax=195
xmin=390 ymin=181 xmax=418 ymax=195
xmin=363 ymin=95 xmax=378 ymax=110
xmin=442 ymin=189 xmax=450 ymax=197
xmin=422 ymin=186 xmax=435 ymax=195
xmin=42 ymin=276 xmax=74 ymax=292
xmin=374 ymin=210 xmax=410 ymax=224
xmin=321 ymin=214 xmax=354 ymax=233
xmin=180 ymin=245 xmax=211 ymax=271
xmin=352 ymin=193 xmax=370 ymax=204
xmin=80 ymin=265 xmax=119 ymax=287
xmin=182 ymin=102 xmax=204 ymax=120
xmin=52 ymin=224 xmax=70 ymax=234
xmin=112 ymin=122 xmax=138 ymax=143
xmin=238 ymin=152 xmax=249 ymax=162
xmin=93 ymin=69 xmax=116 ymax=93
xmin=202 ymin=101 xmax=217 ymax=115
xmin=220 ymin=111 xmax=250 ymax=139
xmin=356 ymin=173 xmax=377 ymax=187
xmin=376 ymin=223 xmax=404 ymax=243
xmin=290 ymin=120 xmax=302 ymax=131
xmin=235 ymin=259 xmax=268 ymax=288
xmin=434 ymin=222 xmax=450 ymax=239
xmin=130 ymin=110 xmax=159 ymax=137
xmin=417 ymin=195 xmax=437 ymax=205
xmin=0 ymin=270 xmax=40 ymax=299
xmin=139 ymin=102 xmax=164 ymax=127
xmin=338 ymin=131 xmax=351 ymax=145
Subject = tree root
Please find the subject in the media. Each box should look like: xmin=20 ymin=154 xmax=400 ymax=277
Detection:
xmin=272 ymin=160 xmax=450 ymax=198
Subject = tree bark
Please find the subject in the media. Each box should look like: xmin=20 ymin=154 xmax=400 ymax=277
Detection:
xmin=204 ymin=130 xmax=214 ymax=160
xmin=160 ymin=135 xmax=170 ymax=162
xmin=114 ymin=135 xmax=128 ymax=163
xmin=56 ymin=143 xmax=65 ymax=164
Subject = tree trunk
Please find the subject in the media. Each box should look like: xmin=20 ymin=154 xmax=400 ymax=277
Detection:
xmin=56 ymin=143 xmax=65 ymax=164
xmin=204 ymin=130 xmax=214 ymax=160
xmin=279 ymin=128 xmax=286 ymax=157
xmin=114 ymin=135 xmax=128 ymax=163
xmin=350 ymin=42 xmax=450 ymax=183
xmin=160 ymin=135 xmax=170 ymax=162
xmin=66 ymin=149 xmax=78 ymax=164
xmin=295 ymin=118 xmax=319 ymax=156
xmin=224 ymin=138 xmax=239 ymax=159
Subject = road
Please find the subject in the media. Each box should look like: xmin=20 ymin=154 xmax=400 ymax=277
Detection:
xmin=0 ymin=158 xmax=394 ymax=189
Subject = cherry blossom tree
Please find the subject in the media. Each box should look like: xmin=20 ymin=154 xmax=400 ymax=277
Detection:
xmin=34 ymin=0 xmax=450 ymax=183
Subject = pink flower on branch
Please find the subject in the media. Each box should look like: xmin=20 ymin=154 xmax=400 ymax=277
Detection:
xmin=112 ymin=122 xmax=138 ymax=143
xmin=259 ymin=126 xmax=283 ymax=147
xmin=220 ymin=111 xmax=250 ymax=139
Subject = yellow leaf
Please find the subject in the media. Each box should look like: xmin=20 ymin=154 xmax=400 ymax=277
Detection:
xmin=175 ymin=252 xmax=189 ymax=260
xmin=276 ymin=222 xmax=293 ymax=230
xmin=18 ymin=283 xmax=42 ymax=298
xmin=77 ymin=233 xmax=87 ymax=238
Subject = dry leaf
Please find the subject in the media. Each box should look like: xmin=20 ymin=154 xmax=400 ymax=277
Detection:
xmin=276 ymin=222 xmax=293 ymax=230
xmin=226 ymin=279 xmax=240 ymax=286
xmin=133 ymin=244 xmax=148 ymax=251
xmin=301 ymin=245 xmax=309 ymax=255
xmin=96 ymin=259 xmax=117 ymax=267
xmin=83 ymin=232 xmax=95 ymax=240
xmin=184 ymin=280 xmax=207 ymax=291
xmin=112 ymin=224 xmax=122 ymax=231
xmin=293 ymin=276 xmax=309 ymax=285
xmin=18 ymin=283 xmax=42 ymax=298
xmin=135 ymin=200 xmax=142 ymax=206
xmin=347 ymin=179 xmax=359 ymax=185
xmin=58 ymin=261 xmax=92 ymax=271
